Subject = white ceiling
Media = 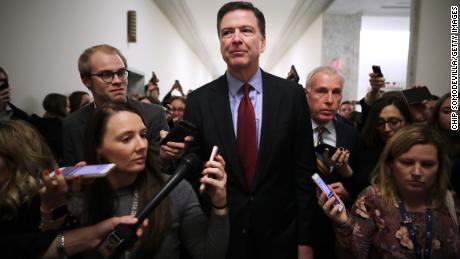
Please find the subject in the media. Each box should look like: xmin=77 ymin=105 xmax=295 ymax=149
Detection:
xmin=327 ymin=0 xmax=411 ymax=16
xmin=153 ymin=0 xmax=410 ymax=77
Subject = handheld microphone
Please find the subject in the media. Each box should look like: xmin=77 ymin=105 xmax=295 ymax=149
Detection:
xmin=105 ymin=153 xmax=201 ymax=257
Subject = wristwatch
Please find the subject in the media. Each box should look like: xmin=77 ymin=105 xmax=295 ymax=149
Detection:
xmin=51 ymin=204 xmax=69 ymax=220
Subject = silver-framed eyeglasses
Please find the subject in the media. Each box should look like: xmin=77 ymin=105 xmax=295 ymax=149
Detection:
xmin=90 ymin=69 xmax=129 ymax=83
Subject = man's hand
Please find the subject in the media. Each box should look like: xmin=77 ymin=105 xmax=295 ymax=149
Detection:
xmin=369 ymin=72 xmax=385 ymax=92
xmin=366 ymin=72 xmax=385 ymax=105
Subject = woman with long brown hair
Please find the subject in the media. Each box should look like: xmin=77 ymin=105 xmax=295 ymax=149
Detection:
xmin=75 ymin=101 xmax=229 ymax=258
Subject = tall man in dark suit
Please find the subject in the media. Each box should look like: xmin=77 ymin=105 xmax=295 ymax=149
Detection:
xmin=62 ymin=44 xmax=185 ymax=167
xmin=304 ymin=66 xmax=360 ymax=258
xmin=184 ymin=2 xmax=316 ymax=259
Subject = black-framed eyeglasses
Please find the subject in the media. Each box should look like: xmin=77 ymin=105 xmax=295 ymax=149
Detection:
xmin=377 ymin=118 xmax=404 ymax=130
xmin=90 ymin=69 xmax=129 ymax=83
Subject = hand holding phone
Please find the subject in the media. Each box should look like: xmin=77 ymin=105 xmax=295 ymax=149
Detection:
xmin=50 ymin=163 xmax=116 ymax=179
xmin=160 ymin=120 xmax=196 ymax=145
xmin=402 ymin=86 xmax=431 ymax=104
xmin=200 ymin=146 xmax=218 ymax=193
xmin=314 ymin=143 xmax=338 ymax=158
xmin=372 ymin=65 xmax=383 ymax=77
xmin=312 ymin=173 xmax=343 ymax=212
xmin=287 ymin=65 xmax=300 ymax=83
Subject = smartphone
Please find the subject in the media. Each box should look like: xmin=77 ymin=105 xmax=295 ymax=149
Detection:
xmin=372 ymin=65 xmax=383 ymax=77
xmin=291 ymin=65 xmax=298 ymax=75
xmin=199 ymin=145 xmax=219 ymax=193
xmin=312 ymin=173 xmax=343 ymax=212
xmin=287 ymin=65 xmax=300 ymax=82
xmin=402 ymin=86 xmax=432 ymax=104
xmin=160 ymin=120 xmax=196 ymax=145
xmin=50 ymin=163 xmax=116 ymax=178
xmin=0 ymin=79 xmax=9 ymax=91
xmin=314 ymin=143 xmax=338 ymax=157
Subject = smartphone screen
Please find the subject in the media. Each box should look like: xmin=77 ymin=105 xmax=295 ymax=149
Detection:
xmin=312 ymin=173 xmax=334 ymax=198
xmin=51 ymin=164 xmax=116 ymax=178
xmin=312 ymin=173 xmax=343 ymax=211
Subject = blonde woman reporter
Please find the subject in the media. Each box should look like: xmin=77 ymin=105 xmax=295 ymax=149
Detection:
xmin=319 ymin=124 xmax=460 ymax=258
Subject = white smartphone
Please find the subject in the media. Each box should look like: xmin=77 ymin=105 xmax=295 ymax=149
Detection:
xmin=200 ymin=146 xmax=219 ymax=193
xmin=50 ymin=164 xmax=116 ymax=178
xmin=312 ymin=173 xmax=343 ymax=212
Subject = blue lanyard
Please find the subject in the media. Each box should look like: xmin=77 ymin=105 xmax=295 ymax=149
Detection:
xmin=397 ymin=199 xmax=433 ymax=259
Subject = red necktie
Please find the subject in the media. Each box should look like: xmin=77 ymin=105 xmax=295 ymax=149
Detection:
xmin=237 ymin=83 xmax=257 ymax=189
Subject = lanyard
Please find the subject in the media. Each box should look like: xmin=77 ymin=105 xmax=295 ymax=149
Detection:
xmin=397 ymin=199 xmax=433 ymax=259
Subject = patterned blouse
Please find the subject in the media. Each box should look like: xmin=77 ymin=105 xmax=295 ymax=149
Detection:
xmin=335 ymin=186 xmax=460 ymax=259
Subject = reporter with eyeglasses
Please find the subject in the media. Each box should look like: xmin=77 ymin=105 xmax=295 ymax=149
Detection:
xmin=355 ymin=95 xmax=413 ymax=194
xmin=62 ymin=45 xmax=188 ymax=172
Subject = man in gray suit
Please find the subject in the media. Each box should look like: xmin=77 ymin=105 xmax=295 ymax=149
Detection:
xmin=62 ymin=44 xmax=184 ymax=167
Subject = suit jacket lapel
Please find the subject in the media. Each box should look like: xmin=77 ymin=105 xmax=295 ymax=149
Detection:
xmin=252 ymin=71 xmax=281 ymax=190
xmin=209 ymin=75 xmax=249 ymax=189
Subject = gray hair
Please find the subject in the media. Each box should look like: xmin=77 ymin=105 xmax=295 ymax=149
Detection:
xmin=305 ymin=66 xmax=344 ymax=89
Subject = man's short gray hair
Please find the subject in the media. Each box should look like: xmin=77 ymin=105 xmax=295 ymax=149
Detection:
xmin=305 ymin=66 xmax=344 ymax=89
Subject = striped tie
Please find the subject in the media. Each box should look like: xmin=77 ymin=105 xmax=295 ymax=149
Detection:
xmin=316 ymin=126 xmax=330 ymax=175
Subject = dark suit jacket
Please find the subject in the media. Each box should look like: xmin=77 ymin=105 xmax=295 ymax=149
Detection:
xmin=29 ymin=115 xmax=63 ymax=163
xmin=311 ymin=119 xmax=360 ymax=259
xmin=0 ymin=195 xmax=58 ymax=259
xmin=61 ymin=99 xmax=168 ymax=166
xmin=8 ymin=102 xmax=30 ymax=121
xmin=184 ymin=71 xmax=316 ymax=259
xmin=320 ymin=120 xmax=361 ymax=198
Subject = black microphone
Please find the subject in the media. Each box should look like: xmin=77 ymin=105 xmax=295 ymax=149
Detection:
xmin=105 ymin=153 xmax=201 ymax=257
